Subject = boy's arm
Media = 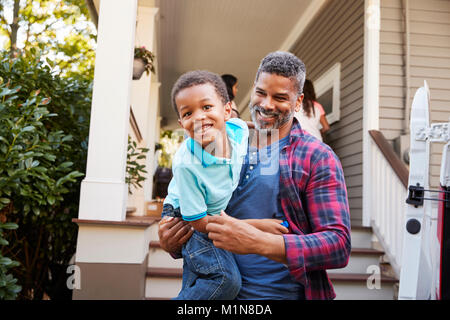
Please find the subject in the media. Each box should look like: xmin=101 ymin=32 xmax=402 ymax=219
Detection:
xmin=245 ymin=219 xmax=288 ymax=235
xmin=190 ymin=217 xmax=288 ymax=235
xmin=189 ymin=215 xmax=209 ymax=233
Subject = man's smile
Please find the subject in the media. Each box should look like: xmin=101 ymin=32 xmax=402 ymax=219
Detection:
xmin=253 ymin=106 xmax=280 ymax=120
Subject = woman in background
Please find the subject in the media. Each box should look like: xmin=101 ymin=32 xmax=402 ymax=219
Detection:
xmin=221 ymin=74 xmax=240 ymax=118
xmin=295 ymin=79 xmax=330 ymax=141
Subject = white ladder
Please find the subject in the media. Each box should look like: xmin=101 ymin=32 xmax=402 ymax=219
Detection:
xmin=398 ymin=81 xmax=450 ymax=300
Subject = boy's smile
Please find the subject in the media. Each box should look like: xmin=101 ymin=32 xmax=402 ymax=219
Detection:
xmin=176 ymin=83 xmax=232 ymax=150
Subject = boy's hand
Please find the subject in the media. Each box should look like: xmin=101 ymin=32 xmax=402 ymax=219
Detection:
xmin=248 ymin=219 xmax=289 ymax=235
xmin=158 ymin=216 xmax=193 ymax=254
xmin=246 ymin=121 xmax=255 ymax=129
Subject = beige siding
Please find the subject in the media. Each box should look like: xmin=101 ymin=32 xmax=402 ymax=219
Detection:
xmin=410 ymin=0 xmax=450 ymax=189
xmin=291 ymin=0 xmax=364 ymax=226
xmin=380 ymin=0 xmax=405 ymax=141
xmin=380 ymin=0 xmax=450 ymax=188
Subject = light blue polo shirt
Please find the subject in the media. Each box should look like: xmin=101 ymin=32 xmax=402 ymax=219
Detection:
xmin=164 ymin=118 xmax=248 ymax=222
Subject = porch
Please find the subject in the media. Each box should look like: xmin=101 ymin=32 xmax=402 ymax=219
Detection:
xmin=72 ymin=0 xmax=450 ymax=300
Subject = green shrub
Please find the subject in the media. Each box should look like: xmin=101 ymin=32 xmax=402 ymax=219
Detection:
xmin=0 ymin=51 xmax=89 ymax=300
xmin=0 ymin=220 xmax=21 ymax=300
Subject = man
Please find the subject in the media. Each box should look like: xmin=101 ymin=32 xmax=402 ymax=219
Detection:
xmin=158 ymin=51 xmax=351 ymax=300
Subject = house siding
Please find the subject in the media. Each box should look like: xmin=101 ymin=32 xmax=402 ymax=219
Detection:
xmin=291 ymin=0 xmax=365 ymax=226
xmin=380 ymin=0 xmax=450 ymax=189
xmin=380 ymin=0 xmax=406 ymax=142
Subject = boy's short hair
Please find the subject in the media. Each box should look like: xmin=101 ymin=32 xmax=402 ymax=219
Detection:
xmin=171 ymin=70 xmax=230 ymax=119
xmin=255 ymin=51 xmax=306 ymax=96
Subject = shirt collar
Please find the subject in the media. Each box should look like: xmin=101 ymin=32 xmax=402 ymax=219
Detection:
xmin=186 ymin=121 xmax=240 ymax=168
xmin=186 ymin=138 xmax=232 ymax=168
xmin=288 ymin=116 xmax=304 ymax=144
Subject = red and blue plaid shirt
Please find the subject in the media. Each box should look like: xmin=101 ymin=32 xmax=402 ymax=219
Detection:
xmin=280 ymin=117 xmax=351 ymax=299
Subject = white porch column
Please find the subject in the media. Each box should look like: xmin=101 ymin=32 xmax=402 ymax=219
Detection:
xmin=362 ymin=0 xmax=380 ymax=226
xmin=130 ymin=7 xmax=160 ymax=208
xmin=78 ymin=0 xmax=138 ymax=221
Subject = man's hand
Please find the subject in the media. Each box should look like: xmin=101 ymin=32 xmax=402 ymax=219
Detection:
xmin=158 ymin=216 xmax=194 ymax=254
xmin=206 ymin=211 xmax=262 ymax=255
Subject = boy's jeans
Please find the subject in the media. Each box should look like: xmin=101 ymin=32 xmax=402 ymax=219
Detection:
xmin=162 ymin=204 xmax=241 ymax=300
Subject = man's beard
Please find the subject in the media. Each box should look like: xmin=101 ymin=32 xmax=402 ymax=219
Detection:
xmin=249 ymin=103 xmax=294 ymax=134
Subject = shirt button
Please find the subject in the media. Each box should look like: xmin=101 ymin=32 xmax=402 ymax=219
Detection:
xmin=245 ymin=175 xmax=249 ymax=179
xmin=249 ymin=166 xmax=254 ymax=170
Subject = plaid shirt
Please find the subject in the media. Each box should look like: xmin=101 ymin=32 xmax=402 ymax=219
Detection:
xmin=280 ymin=118 xmax=351 ymax=299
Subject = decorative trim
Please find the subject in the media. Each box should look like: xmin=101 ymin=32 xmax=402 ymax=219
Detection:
xmin=313 ymin=62 xmax=341 ymax=125
xmin=73 ymin=218 xmax=153 ymax=228
xmin=130 ymin=106 xmax=143 ymax=142
xmin=278 ymin=0 xmax=328 ymax=52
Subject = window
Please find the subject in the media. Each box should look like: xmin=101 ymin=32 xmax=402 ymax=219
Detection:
xmin=313 ymin=63 xmax=341 ymax=124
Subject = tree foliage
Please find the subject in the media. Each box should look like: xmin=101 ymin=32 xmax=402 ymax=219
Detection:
xmin=0 ymin=0 xmax=97 ymax=78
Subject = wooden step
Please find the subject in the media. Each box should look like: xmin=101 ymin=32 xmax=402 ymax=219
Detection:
xmin=146 ymin=267 xmax=182 ymax=278
xmin=332 ymin=247 xmax=385 ymax=274
xmin=328 ymin=273 xmax=397 ymax=283
xmin=328 ymin=272 xmax=398 ymax=300
xmin=145 ymin=267 xmax=182 ymax=299
xmin=145 ymin=267 xmax=398 ymax=300
xmin=350 ymin=226 xmax=374 ymax=249
xmin=148 ymin=245 xmax=183 ymax=268
xmin=146 ymin=267 xmax=397 ymax=283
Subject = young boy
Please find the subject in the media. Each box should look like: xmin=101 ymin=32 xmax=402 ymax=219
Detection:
xmin=160 ymin=70 xmax=288 ymax=300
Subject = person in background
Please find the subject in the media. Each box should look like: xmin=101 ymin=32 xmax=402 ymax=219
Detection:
xmin=294 ymin=79 xmax=330 ymax=142
xmin=221 ymin=74 xmax=240 ymax=118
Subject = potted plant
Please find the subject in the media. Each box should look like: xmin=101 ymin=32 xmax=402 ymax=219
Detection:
xmin=152 ymin=130 xmax=184 ymax=199
xmin=133 ymin=46 xmax=156 ymax=80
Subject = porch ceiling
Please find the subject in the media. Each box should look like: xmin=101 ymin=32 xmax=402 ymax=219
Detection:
xmin=155 ymin=0 xmax=313 ymax=130
xmin=90 ymin=0 xmax=315 ymax=130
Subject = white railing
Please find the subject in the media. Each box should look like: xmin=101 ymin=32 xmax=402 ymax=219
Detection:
xmin=369 ymin=133 xmax=408 ymax=278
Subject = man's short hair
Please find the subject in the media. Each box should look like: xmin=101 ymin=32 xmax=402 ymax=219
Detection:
xmin=171 ymin=70 xmax=230 ymax=118
xmin=254 ymin=51 xmax=306 ymax=95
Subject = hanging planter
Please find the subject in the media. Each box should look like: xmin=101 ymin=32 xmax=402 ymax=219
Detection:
xmin=132 ymin=46 xmax=156 ymax=80
xmin=133 ymin=57 xmax=146 ymax=80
